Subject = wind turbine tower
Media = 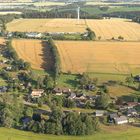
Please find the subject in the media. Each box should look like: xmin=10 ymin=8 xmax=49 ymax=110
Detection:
xmin=77 ymin=6 xmax=80 ymax=20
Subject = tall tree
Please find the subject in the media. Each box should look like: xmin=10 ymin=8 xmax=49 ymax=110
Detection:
xmin=95 ymin=93 xmax=110 ymax=109
xmin=43 ymin=75 xmax=54 ymax=90
xmin=1 ymin=108 xmax=13 ymax=128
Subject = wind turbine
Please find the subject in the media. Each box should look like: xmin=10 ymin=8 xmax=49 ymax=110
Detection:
xmin=77 ymin=6 xmax=80 ymax=21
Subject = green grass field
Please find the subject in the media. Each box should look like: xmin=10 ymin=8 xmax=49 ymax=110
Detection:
xmin=56 ymin=73 xmax=136 ymax=97
xmin=0 ymin=126 xmax=139 ymax=140
xmin=57 ymin=73 xmax=128 ymax=88
xmin=56 ymin=74 xmax=79 ymax=89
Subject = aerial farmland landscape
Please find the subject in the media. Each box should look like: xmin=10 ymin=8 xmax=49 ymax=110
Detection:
xmin=0 ymin=0 xmax=140 ymax=140
xmin=7 ymin=18 xmax=140 ymax=41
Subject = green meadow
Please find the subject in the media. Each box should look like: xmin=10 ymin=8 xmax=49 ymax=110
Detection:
xmin=0 ymin=126 xmax=139 ymax=140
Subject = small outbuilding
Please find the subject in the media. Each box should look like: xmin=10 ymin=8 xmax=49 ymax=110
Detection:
xmin=114 ymin=116 xmax=128 ymax=125
xmin=95 ymin=110 xmax=104 ymax=117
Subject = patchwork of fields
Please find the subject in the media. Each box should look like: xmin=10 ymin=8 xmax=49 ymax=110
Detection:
xmin=55 ymin=41 xmax=140 ymax=74
xmin=7 ymin=18 xmax=140 ymax=41
xmin=12 ymin=39 xmax=54 ymax=70
xmin=6 ymin=18 xmax=140 ymax=74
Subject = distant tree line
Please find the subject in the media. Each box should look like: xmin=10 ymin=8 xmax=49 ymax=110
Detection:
xmin=103 ymin=11 xmax=140 ymax=21
xmin=22 ymin=10 xmax=102 ymax=19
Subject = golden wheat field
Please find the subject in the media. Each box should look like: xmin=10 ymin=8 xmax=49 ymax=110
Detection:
xmin=55 ymin=41 xmax=140 ymax=74
xmin=86 ymin=18 xmax=140 ymax=41
xmin=7 ymin=19 xmax=87 ymax=33
xmin=7 ymin=18 xmax=140 ymax=41
xmin=12 ymin=39 xmax=54 ymax=70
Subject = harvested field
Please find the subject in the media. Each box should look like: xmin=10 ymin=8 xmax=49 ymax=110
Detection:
xmin=12 ymin=39 xmax=54 ymax=70
xmin=86 ymin=18 xmax=140 ymax=41
xmin=55 ymin=41 xmax=140 ymax=74
xmin=7 ymin=18 xmax=140 ymax=41
xmin=7 ymin=19 xmax=87 ymax=33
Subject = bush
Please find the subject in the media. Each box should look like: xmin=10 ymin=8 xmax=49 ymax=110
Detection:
xmin=86 ymin=27 xmax=96 ymax=40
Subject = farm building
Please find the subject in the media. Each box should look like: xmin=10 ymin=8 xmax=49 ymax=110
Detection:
xmin=114 ymin=116 xmax=128 ymax=125
xmin=124 ymin=102 xmax=138 ymax=109
xmin=134 ymin=75 xmax=140 ymax=82
xmin=53 ymin=87 xmax=71 ymax=95
xmin=25 ymin=32 xmax=42 ymax=38
xmin=31 ymin=89 xmax=44 ymax=98
xmin=75 ymin=93 xmax=87 ymax=100
xmin=95 ymin=110 xmax=104 ymax=117
xmin=53 ymin=87 xmax=63 ymax=95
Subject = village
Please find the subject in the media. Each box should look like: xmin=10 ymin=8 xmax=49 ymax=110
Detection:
xmin=0 ymin=35 xmax=140 ymax=129
xmin=29 ymin=84 xmax=140 ymax=125
xmin=0 ymin=0 xmax=139 ymax=139
xmin=1 ymin=61 xmax=140 ymax=127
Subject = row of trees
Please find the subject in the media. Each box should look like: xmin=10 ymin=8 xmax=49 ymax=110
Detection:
xmin=22 ymin=9 xmax=102 ymax=19
xmin=48 ymin=38 xmax=61 ymax=79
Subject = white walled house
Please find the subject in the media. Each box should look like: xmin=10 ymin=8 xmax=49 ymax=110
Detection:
xmin=26 ymin=32 xmax=42 ymax=38
xmin=31 ymin=89 xmax=44 ymax=98
xmin=114 ymin=116 xmax=128 ymax=125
